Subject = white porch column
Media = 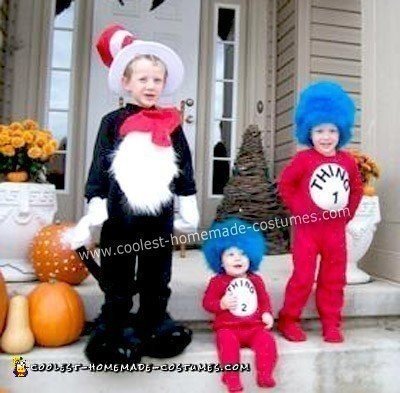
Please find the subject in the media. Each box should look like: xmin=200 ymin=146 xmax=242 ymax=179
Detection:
xmin=360 ymin=0 xmax=400 ymax=282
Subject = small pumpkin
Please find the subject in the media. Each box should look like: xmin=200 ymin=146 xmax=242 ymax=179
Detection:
xmin=28 ymin=281 xmax=85 ymax=347
xmin=29 ymin=222 xmax=89 ymax=285
xmin=0 ymin=271 xmax=8 ymax=335
xmin=6 ymin=171 xmax=29 ymax=182
xmin=0 ymin=295 xmax=35 ymax=354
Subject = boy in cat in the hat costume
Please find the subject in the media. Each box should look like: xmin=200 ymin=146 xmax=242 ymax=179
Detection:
xmin=65 ymin=25 xmax=199 ymax=364
xmin=277 ymin=81 xmax=363 ymax=343
xmin=203 ymin=218 xmax=278 ymax=392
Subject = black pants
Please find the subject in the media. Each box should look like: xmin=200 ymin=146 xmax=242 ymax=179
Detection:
xmin=98 ymin=202 xmax=174 ymax=329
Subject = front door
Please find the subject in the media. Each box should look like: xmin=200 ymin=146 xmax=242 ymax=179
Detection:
xmin=86 ymin=0 xmax=201 ymax=178
xmin=198 ymin=0 xmax=248 ymax=229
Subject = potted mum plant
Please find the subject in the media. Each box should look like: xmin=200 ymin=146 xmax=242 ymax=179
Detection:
xmin=0 ymin=120 xmax=58 ymax=282
xmin=0 ymin=120 xmax=59 ymax=182
xmin=345 ymin=149 xmax=381 ymax=284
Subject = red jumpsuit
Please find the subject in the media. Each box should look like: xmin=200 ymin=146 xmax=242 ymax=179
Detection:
xmin=278 ymin=148 xmax=363 ymax=331
xmin=203 ymin=273 xmax=277 ymax=391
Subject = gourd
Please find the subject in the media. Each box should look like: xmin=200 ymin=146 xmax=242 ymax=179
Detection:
xmin=0 ymin=295 xmax=35 ymax=354
xmin=0 ymin=271 xmax=8 ymax=335
xmin=28 ymin=281 xmax=85 ymax=347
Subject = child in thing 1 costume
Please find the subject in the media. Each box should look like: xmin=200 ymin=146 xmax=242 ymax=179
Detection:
xmin=203 ymin=218 xmax=278 ymax=392
xmin=276 ymin=81 xmax=363 ymax=343
xmin=65 ymin=25 xmax=199 ymax=364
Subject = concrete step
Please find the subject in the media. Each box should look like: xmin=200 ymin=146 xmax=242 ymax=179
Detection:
xmin=6 ymin=251 xmax=400 ymax=322
xmin=1 ymin=320 xmax=399 ymax=393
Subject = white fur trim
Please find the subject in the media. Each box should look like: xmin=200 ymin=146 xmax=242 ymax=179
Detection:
xmin=109 ymin=30 xmax=133 ymax=58
xmin=110 ymin=133 xmax=179 ymax=215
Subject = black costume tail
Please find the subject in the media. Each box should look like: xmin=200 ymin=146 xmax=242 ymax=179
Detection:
xmin=76 ymin=246 xmax=102 ymax=284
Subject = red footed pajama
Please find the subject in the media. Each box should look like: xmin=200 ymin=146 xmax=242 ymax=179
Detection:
xmin=278 ymin=220 xmax=347 ymax=341
xmin=216 ymin=326 xmax=277 ymax=391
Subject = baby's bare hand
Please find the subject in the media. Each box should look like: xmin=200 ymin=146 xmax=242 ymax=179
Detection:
xmin=220 ymin=294 xmax=238 ymax=311
xmin=262 ymin=312 xmax=274 ymax=329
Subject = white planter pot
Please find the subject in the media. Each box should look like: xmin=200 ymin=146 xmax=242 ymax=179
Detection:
xmin=0 ymin=182 xmax=57 ymax=282
xmin=346 ymin=196 xmax=381 ymax=284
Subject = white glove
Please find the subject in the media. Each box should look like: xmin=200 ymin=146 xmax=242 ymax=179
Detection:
xmin=61 ymin=198 xmax=108 ymax=250
xmin=61 ymin=216 xmax=92 ymax=250
xmin=174 ymin=195 xmax=199 ymax=233
xmin=86 ymin=197 xmax=108 ymax=226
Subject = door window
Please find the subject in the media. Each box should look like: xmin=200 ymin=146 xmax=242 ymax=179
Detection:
xmin=209 ymin=5 xmax=240 ymax=196
xmin=45 ymin=0 xmax=76 ymax=191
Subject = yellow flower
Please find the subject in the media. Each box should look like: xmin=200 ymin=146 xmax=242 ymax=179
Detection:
xmin=41 ymin=129 xmax=53 ymax=138
xmin=1 ymin=144 xmax=16 ymax=157
xmin=10 ymin=129 xmax=23 ymax=138
xmin=49 ymin=139 xmax=59 ymax=150
xmin=27 ymin=146 xmax=42 ymax=159
xmin=38 ymin=130 xmax=50 ymax=139
xmin=9 ymin=122 xmax=23 ymax=131
xmin=43 ymin=142 xmax=56 ymax=156
xmin=23 ymin=131 xmax=34 ymax=144
xmin=22 ymin=119 xmax=39 ymax=130
xmin=0 ymin=128 xmax=10 ymax=137
xmin=35 ymin=136 xmax=47 ymax=147
xmin=11 ymin=137 xmax=25 ymax=149
xmin=0 ymin=134 xmax=9 ymax=146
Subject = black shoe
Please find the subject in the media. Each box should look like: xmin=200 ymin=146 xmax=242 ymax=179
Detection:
xmin=84 ymin=323 xmax=143 ymax=365
xmin=140 ymin=315 xmax=192 ymax=358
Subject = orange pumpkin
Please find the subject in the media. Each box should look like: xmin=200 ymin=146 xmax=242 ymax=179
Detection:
xmin=28 ymin=281 xmax=85 ymax=347
xmin=6 ymin=171 xmax=29 ymax=182
xmin=29 ymin=222 xmax=89 ymax=285
xmin=0 ymin=271 xmax=8 ymax=335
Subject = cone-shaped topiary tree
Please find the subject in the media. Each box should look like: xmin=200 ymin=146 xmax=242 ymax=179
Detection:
xmin=215 ymin=125 xmax=289 ymax=254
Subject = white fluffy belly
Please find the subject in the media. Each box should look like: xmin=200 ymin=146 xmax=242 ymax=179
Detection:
xmin=110 ymin=132 xmax=179 ymax=214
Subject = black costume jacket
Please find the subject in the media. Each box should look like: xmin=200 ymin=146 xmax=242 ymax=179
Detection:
xmin=85 ymin=103 xmax=196 ymax=217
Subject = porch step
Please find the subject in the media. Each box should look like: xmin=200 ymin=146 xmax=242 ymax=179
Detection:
xmin=6 ymin=251 xmax=400 ymax=322
xmin=1 ymin=321 xmax=399 ymax=393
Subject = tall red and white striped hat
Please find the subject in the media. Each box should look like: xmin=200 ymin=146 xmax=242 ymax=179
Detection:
xmin=96 ymin=24 xmax=184 ymax=96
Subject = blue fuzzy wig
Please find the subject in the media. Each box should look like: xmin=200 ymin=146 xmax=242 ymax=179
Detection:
xmin=202 ymin=217 xmax=267 ymax=274
xmin=294 ymin=81 xmax=355 ymax=148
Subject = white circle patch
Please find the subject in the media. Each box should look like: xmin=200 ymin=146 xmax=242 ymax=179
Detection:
xmin=309 ymin=163 xmax=350 ymax=211
xmin=225 ymin=277 xmax=258 ymax=317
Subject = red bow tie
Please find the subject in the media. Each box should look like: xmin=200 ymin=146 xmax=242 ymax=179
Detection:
xmin=119 ymin=107 xmax=181 ymax=147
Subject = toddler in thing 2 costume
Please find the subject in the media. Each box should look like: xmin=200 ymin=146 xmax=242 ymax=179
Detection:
xmin=203 ymin=218 xmax=278 ymax=392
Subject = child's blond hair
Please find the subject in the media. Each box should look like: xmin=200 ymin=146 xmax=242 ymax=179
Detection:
xmin=123 ymin=54 xmax=168 ymax=81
